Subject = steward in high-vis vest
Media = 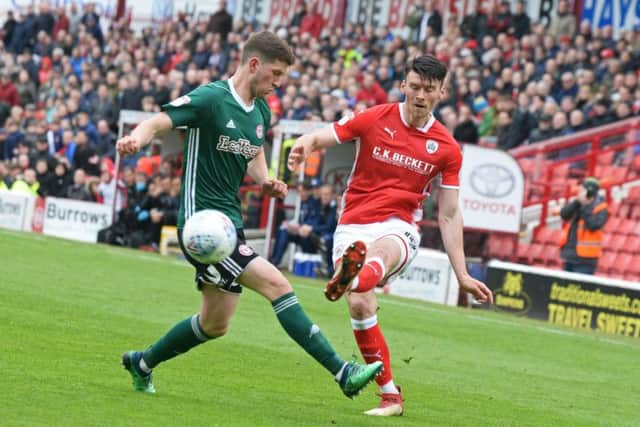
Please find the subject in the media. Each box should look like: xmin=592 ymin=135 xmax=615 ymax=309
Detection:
xmin=558 ymin=177 xmax=608 ymax=275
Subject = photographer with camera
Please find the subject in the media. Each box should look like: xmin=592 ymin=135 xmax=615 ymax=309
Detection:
xmin=558 ymin=177 xmax=609 ymax=275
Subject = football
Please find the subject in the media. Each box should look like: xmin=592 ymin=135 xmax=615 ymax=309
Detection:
xmin=182 ymin=209 xmax=237 ymax=264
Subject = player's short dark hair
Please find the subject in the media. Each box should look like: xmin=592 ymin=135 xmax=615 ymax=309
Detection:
xmin=242 ymin=31 xmax=295 ymax=66
xmin=404 ymin=55 xmax=448 ymax=85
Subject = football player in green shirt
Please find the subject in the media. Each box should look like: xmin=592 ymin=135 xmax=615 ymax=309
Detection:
xmin=117 ymin=31 xmax=381 ymax=400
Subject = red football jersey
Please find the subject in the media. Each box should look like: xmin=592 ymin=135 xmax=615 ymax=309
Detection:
xmin=332 ymin=103 xmax=462 ymax=225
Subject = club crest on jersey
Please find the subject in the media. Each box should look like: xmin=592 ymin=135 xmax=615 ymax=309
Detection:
xmin=169 ymin=95 xmax=191 ymax=107
xmin=426 ymin=139 xmax=439 ymax=154
xmin=238 ymin=244 xmax=253 ymax=256
xmin=256 ymin=124 xmax=263 ymax=139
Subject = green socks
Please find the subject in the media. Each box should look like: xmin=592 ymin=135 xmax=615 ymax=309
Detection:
xmin=272 ymin=292 xmax=345 ymax=375
xmin=142 ymin=314 xmax=212 ymax=369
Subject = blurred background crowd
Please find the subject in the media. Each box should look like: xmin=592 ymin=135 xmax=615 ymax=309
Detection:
xmin=0 ymin=0 xmax=639 ymax=255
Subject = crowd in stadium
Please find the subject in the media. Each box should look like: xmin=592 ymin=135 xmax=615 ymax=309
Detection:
xmin=0 ymin=0 xmax=638 ymax=249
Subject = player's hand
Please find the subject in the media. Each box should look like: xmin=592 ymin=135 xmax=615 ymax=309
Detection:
xmin=458 ymin=275 xmax=494 ymax=305
xmin=116 ymin=135 xmax=143 ymax=156
xmin=287 ymin=138 xmax=312 ymax=171
xmin=262 ymin=178 xmax=288 ymax=198
xmin=298 ymin=224 xmax=313 ymax=237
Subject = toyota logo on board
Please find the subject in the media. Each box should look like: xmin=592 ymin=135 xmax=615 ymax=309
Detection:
xmin=470 ymin=164 xmax=515 ymax=198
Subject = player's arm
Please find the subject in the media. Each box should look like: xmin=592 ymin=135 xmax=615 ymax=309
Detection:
xmin=247 ymin=146 xmax=288 ymax=198
xmin=116 ymin=112 xmax=173 ymax=155
xmin=438 ymin=188 xmax=494 ymax=304
xmin=287 ymin=125 xmax=338 ymax=171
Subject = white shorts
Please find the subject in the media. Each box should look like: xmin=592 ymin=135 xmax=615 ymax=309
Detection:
xmin=332 ymin=217 xmax=420 ymax=285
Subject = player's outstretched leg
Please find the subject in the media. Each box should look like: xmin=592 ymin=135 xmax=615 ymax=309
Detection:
xmin=122 ymin=351 xmax=155 ymax=394
xmin=324 ymin=241 xmax=367 ymax=301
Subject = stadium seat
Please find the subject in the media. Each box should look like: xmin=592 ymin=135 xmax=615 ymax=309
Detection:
xmin=629 ymin=204 xmax=640 ymax=220
xmin=597 ymin=251 xmax=617 ymax=275
xmin=552 ymin=163 xmax=570 ymax=180
xmin=624 ymin=255 xmax=640 ymax=281
xmin=529 ymin=243 xmax=546 ymax=265
xmin=543 ymin=244 xmax=561 ymax=269
xmin=618 ymin=218 xmax=637 ymax=236
xmin=518 ymin=158 xmax=536 ymax=177
xmin=627 ymin=186 xmax=640 ymax=202
xmin=609 ymin=253 xmax=632 ymax=277
xmin=601 ymin=232 xmax=614 ymax=251
xmin=616 ymin=202 xmax=630 ymax=219
xmin=486 ymin=234 xmax=515 ymax=260
xmin=603 ymin=216 xmax=622 ymax=234
xmin=596 ymin=151 xmax=615 ymax=166
xmin=515 ymin=243 xmax=531 ymax=264
xmin=624 ymin=236 xmax=640 ymax=253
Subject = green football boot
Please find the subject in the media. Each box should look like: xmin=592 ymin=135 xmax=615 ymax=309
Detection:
xmin=122 ymin=351 xmax=156 ymax=394
xmin=338 ymin=360 xmax=383 ymax=398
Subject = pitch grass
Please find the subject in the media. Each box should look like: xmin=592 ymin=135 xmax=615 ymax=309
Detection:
xmin=1 ymin=229 xmax=639 ymax=427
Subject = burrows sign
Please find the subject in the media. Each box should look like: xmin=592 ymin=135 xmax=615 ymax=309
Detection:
xmin=485 ymin=261 xmax=640 ymax=339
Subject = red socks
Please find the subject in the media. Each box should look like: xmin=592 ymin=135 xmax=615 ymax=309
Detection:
xmin=352 ymin=315 xmax=393 ymax=387
xmin=351 ymin=257 xmax=385 ymax=293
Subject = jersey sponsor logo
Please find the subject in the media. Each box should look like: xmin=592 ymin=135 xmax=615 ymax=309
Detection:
xmin=426 ymin=139 xmax=439 ymax=154
xmin=255 ymin=124 xmax=263 ymax=139
xmin=238 ymin=244 xmax=254 ymax=256
xmin=372 ymin=146 xmax=437 ymax=175
xmin=383 ymin=127 xmax=397 ymax=139
xmin=226 ymin=119 xmax=236 ymax=129
xmin=216 ymin=135 xmax=260 ymax=159
xmin=169 ymin=95 xmax=191 ymax=107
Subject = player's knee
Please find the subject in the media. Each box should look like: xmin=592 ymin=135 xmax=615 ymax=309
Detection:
xmin=348 ymin=296 xmax=377 ymax=318
xmin=199 ymin=319 xmax=230 ymax=338
xmin=265 ymin=274 xmax=292 ymax=296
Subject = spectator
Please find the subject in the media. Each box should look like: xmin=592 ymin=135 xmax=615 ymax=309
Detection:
xmin=0 ymin=161 xmax=10 ymax=190
xmin=52 ymin=6 xmax=69 ymax=40
xmin=2 ymin=11 xmax=16 ymax=46
xmin=310 ymin=184 xmax=338 ymax=276
xmin=453 ymin=104 xmax=479 ymax=144
xmin=269 ymin=182 xmax=320 ymax=267
xmin=47 ymin=160 xmax=72 ymax=198
xmin=511 ymin=0 xmax=531 ymax=38
xmin=558 ymin=178 xmax=608 ymax=274
xmin=10 ymin=168 xmax=39 ymax=195
xmin=587 ymin=99 xmax=614 ymax=128
xmin=94 ymin=84 xmax=119 ymax=130
xmin=488 ymin=1 xmax=512 ymax=36
xmin=289 ymin=4 xmax=307 ymax=28
xmin=2 ymin=120 xmax=25 ymax=161
xmin=73 ymin=130 xmax=100 ymax=177
xmin=207 ymin=1 xmax=232 ymax=42
xmin=15 ymin=70 xmax=36 ymax=107
xmin=0 ymin=71 xmax=20 ymax=107
xmin=31 ymin=137 xmax=57 ymax=170
xmin=460 ymin=3 xmax=489 ymax=42
xmin=95 ymin=120 xmax=117 ymax=159
xmin=67 ymin=168 xmax=92 ymax=201
xmin=551 ymin=111 xmax=571 ymax=138
xmin=300 ymin=1 xmax=323 ymax=39
xmin=33 ymin=158 xmax=52 ymax=195
xmin=529 ymin=114 xmax=554 ymax=143
xmin=569 ymin=109 xmax=588 ymax=133
xmin=548 ymin=0 xmax=576 ymax=40
xmin=356 ymin=73 xmax=388 ymax=107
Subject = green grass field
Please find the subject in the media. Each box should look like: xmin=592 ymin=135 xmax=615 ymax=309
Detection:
xmin=1 ymin=228 xmax=639 ymax=427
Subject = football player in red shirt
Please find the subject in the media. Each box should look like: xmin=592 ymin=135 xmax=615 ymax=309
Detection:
xmin=288 ymin=54 xmax=493 ymax=416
